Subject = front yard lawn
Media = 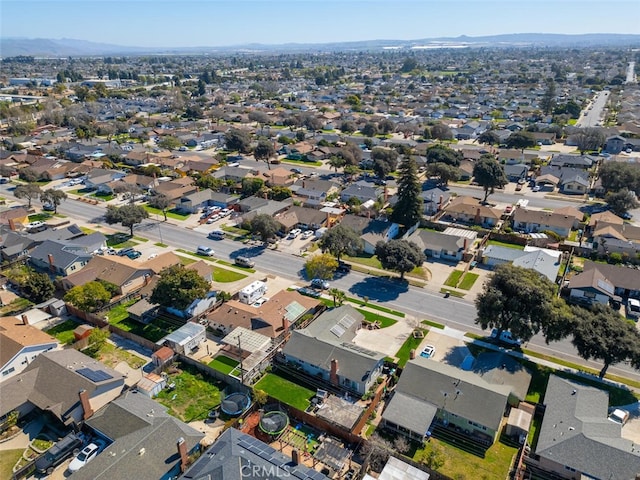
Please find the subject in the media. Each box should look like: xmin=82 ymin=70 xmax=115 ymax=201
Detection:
xmin=487 ymin=240 xmax=524 ymax=250
xmin=458 ymin=272 xmax=479 ymax=290
xmin=444 ymin=270 xmax=464 ymax=287
xmin=395 ymin=329 xmax=428 ymax=367
xmin=0 ymin=450 xmax=23 ymax=480
xmin=44 ymin=319 xmax=79 ymax=345
xmin=356 ymin=308 xmax=398 ymax=328
xmin=28 ymin=213 xmax=52 ymax=222
xmin=155 ymin=364 xmax=223 ymax=422
xmin=208 ymin=355 xmax=240 ymax=375
xmin=344 ymin=253 xmax=383 ymax=269
xmin=213 ymin=268 xmax=247 ymax=283
xmin=255 ymin=372 xmax=315 ymax=411
xmin=144 ymin=205 xmax=190 ymax=221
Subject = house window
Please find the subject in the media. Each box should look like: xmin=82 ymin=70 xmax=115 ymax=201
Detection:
xmin=2 ymin=367 xmax=15 ymax=376
xmin=584 ymin=291 xmax=596 ymax=299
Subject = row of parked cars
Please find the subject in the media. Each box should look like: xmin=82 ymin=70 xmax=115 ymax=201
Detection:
xmin=35 ymin=431 xmax=106 ymax=475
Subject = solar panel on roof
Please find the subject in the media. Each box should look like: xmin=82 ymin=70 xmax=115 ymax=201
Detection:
xmin=76 ymin=368 xmax=113 ymax=382
xmin=596 ymin=279 xmax=614 ymax=295
xmin=330 ymin=325 xmax=345 ymax=337
xmin=338 ymin=314 xmax=356 ymax=329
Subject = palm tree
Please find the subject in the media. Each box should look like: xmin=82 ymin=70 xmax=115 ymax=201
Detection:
xmin=329 ymin=288 xmax=346 ymax=307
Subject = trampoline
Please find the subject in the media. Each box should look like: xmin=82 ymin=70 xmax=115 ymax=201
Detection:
xmin=259 ymin=410 xmax=290 ymax=436
xmin=221 ymin=392 xmax=252 ymax=416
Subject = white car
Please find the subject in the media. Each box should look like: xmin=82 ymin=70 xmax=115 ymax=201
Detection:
xmin=68 ymin=443 xmax=100 ymax=473
xmin=310 ymin=278 xmax=330 ymax=290
xmin=532 ymin=185 xmax=541 ymax=192
xmin=288 ymin=228 xmax=302 ymax=239
xmin=301 ymin=230 xmax=314 ymax=240
xmin=420 ymin=345 xmax=436 ymax=359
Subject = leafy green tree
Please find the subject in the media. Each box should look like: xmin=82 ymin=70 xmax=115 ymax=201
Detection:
xmin=158 ymin=135 xmax=182 ymax=150
xmin=390 ymin=157 xmax=423 ymax=227
xmin=375 ymin=239 xmax=426 ymax=280
xmin=22 ymin=271 xmax=55 ymax=303
xmin=378 ymin=119 xmax=395 ymax=134
xmin=253 ymin=139 xmax=275 ymax=170
xmin=505 ymin=131 xmax=536 ymax=151
xmin=371 ymin=148 xmax=399 ymax=178
xmin=305 ymin=253 xmax=338 ymax=280
xmin=241 ymin=177 xmax=265 ymax=197
xmin=147 ymin=194 xmax=171 ymax=221
xmin=475 ymin=264 xmax=571 ymax=343
xmin=425 ymin=162 xmax=460 ymax=186
xmin=401 ymin=57 xmax=418 ymax=73
xmin=14 ymin=183 xmax=42 ymax=208
xmin=416 ymin=442 xmax=445 ymax=471
xmin=477 ymin=130 xmax=500 ymax=146
xmin=571 ymin=304 xmax=640 ymax=379
xmin=319 ymin=224 xmax=363 ymax=261
xmin=328 ymin=156 xmax=345 ymax=173
xmin=473 ymin=154 xmax=508 ymax=202
xmin=339 ymin=121 xmax=357 ymax=134
xmin=338 ymin=142 xmax=363 ymax=166
xmin=328 ymin=288 xmax=346 ymax=307
xmin=104 ymin=204 xmax=149 ymax=236
xmin=87 ymin=328 xmax=110 ymax=351
xmin=269 ymin=186 xmax=292 ymax=201
xmin=64 ymin=281 xmax=112 ymax=312
xmin=113 ymin=183 xmax=143 ymax=204
xmin=540 ymin=80 xmax=557 ymax=115
xmin=361 ymin=123 xmax=378 ymax=138
xmin=250 ymin=213 xmax=280 ymax=242
xmin=18 ymin=167 xmax=40 ymax=183
xmin=225 ymin=128 xmax=252 ymax=153
xmin=194 ymin=174 xmax=224 ymax=191
xmin=598 ymin=162 xmax=640 ymax=195
xmin=40 ymin=189 xmax=67 ymax=214
xmin=150 ymin=265 xmax=210 ymax=311
xmin=606 ymin=188 xmax=639 ymax=216
xmin=426 ymin=144 xmax=462 ymax=166
xmin=430 ymin=123 xmax=453 ymax=141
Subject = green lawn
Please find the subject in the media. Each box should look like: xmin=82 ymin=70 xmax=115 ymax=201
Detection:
xmin=444 ymin=270 xmax=464 ymax=287
xmin=109 ymin=317 xmax=170 ymax=343
xmin=0 ymin=449 xmax=23 ymax=480
xmin=106 ymin=299 xmax=139 ymax=324
xmin=414 ymin=436 xmax=518 ymax=480
xmin=155 ymin=364 xmax=223 ymax=422
xmin=213 ymin=267 xmax=247 ymax=283
xmin=486 ymin=240 xmax=524 ymax=250
xmin=356 ymin=308 xmax=398 ymax=328
xmin=255 ymin=372 xmax=315 ymax=411
xmin=28 ymin=213 xmax=52 ymax=222
xmin=458 ymin=272 xmax=479 ymax=290
xmin=106 ymin=233 xmax=137 ymax=247
xmin=44 ymin=319 xmax=79 ymax=345
xmin=344 ymin=253 xmax=383 ymax=269
xmin=87 ymin=342 xmax=147 ymax=370
xmin=216 ymin=258 xmax=256 ymax=273
xmin=345 ymin=297 xmax=405 ymax=317
xmin=208 ymin=355 xmax=240 ymax=374
xmin=144 ymin=205 xmax=190 ymax=220
xmin=281 ymin=159 xmax=323 ymax=167
xmin=91 ymin=192 xmax=114 ymax=201
xmin=0 ymin=298 xmax=33 ymax=316
xmin=395 ymin=329 xmax=428 ymax=367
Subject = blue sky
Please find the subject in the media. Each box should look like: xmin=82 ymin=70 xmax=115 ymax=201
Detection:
xmin=2 ymin=0 xmax=639 ymax=47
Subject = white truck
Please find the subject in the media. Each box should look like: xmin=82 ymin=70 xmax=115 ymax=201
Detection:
xmin=238 ymin=280 xmax=267 ymax=305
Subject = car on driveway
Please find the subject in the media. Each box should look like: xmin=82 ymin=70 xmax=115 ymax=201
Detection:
xmin=290 ymin=168 xmax=303 ymax=175
xmin=420 ymin=345 xmax=436 ymax=359
xmin=301 ymin=230 xmax=314 ymax=240
xmin=125 ymin=250 xmax=142 ymax=260
xmin=68 ymin=442 xmax=101 ymax=473
xmin=287 ymin=228 xmax=302 ymax=239
xmin=532 ymin=185 xmax=541 ymax=192
xmin=36 ymin=432 xmax=84 ymax=475
xmin=298 ymin=287 xmax=321 ymax=298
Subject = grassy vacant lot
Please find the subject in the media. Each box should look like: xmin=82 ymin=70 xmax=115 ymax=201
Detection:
xmin=144 ymin=205 xmax=190 ymax=221
xmin=255 ymin=372 xmax=315 ymax=411
xmin=395 ymin=329 xmax=428 ymax=367
xmin=86 ymin=341 xmax=147 ymax=370
xmin=0 ymin=449 xmax=23 ymax=479
xmin=44 ymin=319 xmax=79 ymax=345
xmin=208 ymin=355 xmax=240 ymax=375
xmin=414 ymin=436 xmax=518 ymax=480
xmin=155 ymin=364 xmax=223 ymax=422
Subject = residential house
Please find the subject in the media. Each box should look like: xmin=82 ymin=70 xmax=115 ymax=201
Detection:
xmin=531 ymin=132 xmax=556 ymax=145
xmin=275 ymin=205 xmax=328 ymax=232
xmin=340 ymin=181 xmax=383 ymax=204
xmin=443 ymin=196 xmax=502 ymax=228
xmin=179 ymin=428 xmax=329 ymax=480
xmin=291 ymin=178 xmax=340 ymax=207
xmin=84 ymin=168 xmax=127 ymax=193
xmin=588 ymin=211 xmax=624 ymax=232
xmin=576 ymin=261 xmax=640 ymax=299
xmin=280 ymin=305 xmax=385 ymax=396
xmin=0 ymin=207 xmax=29 ymax=230
xmin=549 ymin=154 xmax=594 ymax=169
xmin=381 ymin=356 xmax=512 ymax=445
xmin=407 ymin=228 xmax=476 ymax=262
xmin=176 ymin=189 xmax=216 ymax=214
xmin=75 ymin=390 xmax=204 ymax=480
xmin=0 ymin=349 xmax=124 ymax=427
xmin=592 ymin=220 xmax=640 ymax=257
xmin=212 ymin=166 xmax=253 ymax=184
xmin=566 ymin=267 xmax=617 ymax=306
xmin=420 ymin=186 xmax=450 ymax=216
xmin=537 ymin=166 xmax=591 ymax=195
xmin=152 ymin=178 xmax=197 ymax=202
xmin=472 ymin=352 xmax=532 ymax=406
xmin=263 ymin=166 xmax=295 ymax=187
xmin=0 ymin=226 xmax=35 ymax=261
xmin=529 ymin=375 xmax=640 ymax=480
xmin=209 ymin=191 xmax=240 ymax=209
xmin=29 ymin=240 xmax=94 ymax=276
xmin=503 ymin=163 xmax=529 ymax=182
xmin=481 ymin=246 xmax=562 ymax=281
xmin=119 ymin=173 xmax=159 ymax=192
xmin=511 ymin=208 xmax=576 ymax=237
xmin=604 ymin=135 xmax=627 ymax=154
xmin=60 ymin=255 xmax=153 ymax=294
xmin=0 ymin=316 xmax=58 ymax=381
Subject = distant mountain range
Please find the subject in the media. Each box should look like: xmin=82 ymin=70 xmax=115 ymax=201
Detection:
xmin=2 ymin=33 xmax=640 ymax=57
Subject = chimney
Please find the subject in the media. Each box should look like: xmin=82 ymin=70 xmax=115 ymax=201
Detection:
xmin=21 ymin=314 xmax=29 ymax=326
xmin=438 ymin=195 xmax=443 ymax=211
xmin=330 ymin=359 xmax=339 ymax=385
xmin=291 ymin=449 xmax=299 ymax=466
xmin=47 ymin=254 xmax=55 ymax=273
xmin=79 ymin=389 xmax=94 ymax=420
xmin=177 ymin=437 xmax=188 ymax=473
xmin=463 ymin=238 xmax=469 ymax=252
xmin=410 ymin=349 xmax=416 ymax=360
xmin=383 ymin=187 xmax=388 ymax=203
xmin=474 ymin=208 xmax=481 ymax=224
xmin=282 ymin=316 xmax=289 ymax=331
xmin=8 ymin=218 xmax=16 ymax=231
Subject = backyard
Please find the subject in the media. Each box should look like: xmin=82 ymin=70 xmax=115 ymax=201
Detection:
xmin=254 ymin=372 xmax=315 ymax=411
xmin=43 ymin=319 xmax=80 ymax=345
xmin=208 ymin=355 xmax=240 ymax=375
xmin=86 ymin=341 xmax=147 ymax=370
xmin=155 ymin=363 xmax=223 ymax=422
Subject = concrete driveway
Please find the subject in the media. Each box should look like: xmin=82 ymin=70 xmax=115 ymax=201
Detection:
xmin=423 ymin=329 xmax=473 ymax=368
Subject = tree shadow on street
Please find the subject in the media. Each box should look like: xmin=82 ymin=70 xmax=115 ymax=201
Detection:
xmin=348 ymin=276 xmax=408 ymax=302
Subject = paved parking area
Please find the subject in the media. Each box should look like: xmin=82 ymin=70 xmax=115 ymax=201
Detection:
xmin=422 ymin=330 xmax=473 ymax=368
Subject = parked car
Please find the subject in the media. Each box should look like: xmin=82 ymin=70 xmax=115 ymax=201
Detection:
xmin=336 ymin=261 xmax=352 ymax=273
xmin=490 ymin=328 xmax=522 ymax=347
xmin=117 ymin=247 xmax=136 ymax=257
xmin=310 ymin=278 xmax=330 ymax=290
xmin=301 ymin=230 xmax=314 ymax=240
xmin=208 ymin=230 xmax=226 ymax=240
xmin=287 ymin=228 xmax=302 ymax=239
xmin=196 ymin=246 xmax=214 ymax=256
xmin=36 ymin=432 xmax=84 ymax=475
xmin=43 ymin=202 xmax=55 ymax=211
xmin=234 ymin=256 xmax=255 ymax=268
xmin=627 ymin=299 xmax=640 ymax=320
xmin=298 ymin=287 xmax=321 ymax=298
xmin=68 ymin=442 xmax=101 ymax=473
xmin=290 ymin=168 xmax=303 ymax=175
xmin=125 ymin=250 xmax=142 ymax=260
xmin=532 ymin=185 xmax=541 ymax=192
xmin=420 ymin=345 xmax=436 ymax=358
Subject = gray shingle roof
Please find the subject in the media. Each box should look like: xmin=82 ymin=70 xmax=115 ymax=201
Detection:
xmin=382 ymin=391 xmax=437 ymax=435
xmin=536 ymin=375 xmax=640 ymax=480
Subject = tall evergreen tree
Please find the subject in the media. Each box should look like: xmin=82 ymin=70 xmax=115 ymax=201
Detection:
xmin=390 ymin=157 xmax=423 ymax=228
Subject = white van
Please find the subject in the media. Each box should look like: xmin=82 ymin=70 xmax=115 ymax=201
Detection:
xmin=196 ymin=246 xmax=214 ymax=256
